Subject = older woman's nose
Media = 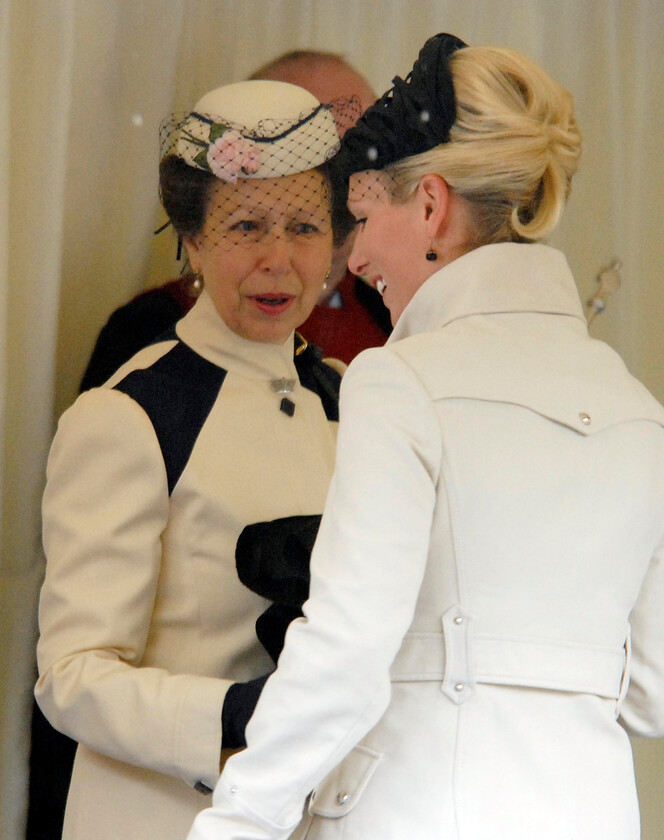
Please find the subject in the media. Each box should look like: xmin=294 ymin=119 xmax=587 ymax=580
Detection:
xmin=259 ymin=232 xmax=293 ymax=274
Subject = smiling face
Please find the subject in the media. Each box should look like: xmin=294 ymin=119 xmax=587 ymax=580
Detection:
xmin=185 ymin=170 xmax=333 ymax=344
xmin=347 ymin=171 xmax=432 ymax=326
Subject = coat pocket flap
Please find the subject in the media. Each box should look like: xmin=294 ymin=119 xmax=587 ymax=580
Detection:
xmin=308 ymin=744 xmax=383 ymax=818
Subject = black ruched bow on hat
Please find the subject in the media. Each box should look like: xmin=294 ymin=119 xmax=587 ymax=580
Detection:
xmin=334 ymin=33 xmax=467 ymax=182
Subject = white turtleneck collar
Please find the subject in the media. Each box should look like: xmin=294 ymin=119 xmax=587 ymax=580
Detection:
xmin=388 ymin=243 xmax=586 ymax=344
xmin=175 ymin=289 xmax=299 ymax=381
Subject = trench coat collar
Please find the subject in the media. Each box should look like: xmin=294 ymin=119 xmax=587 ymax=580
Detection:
xmin=388 ymin=243 xmax=586 ymax=344
xmin=176 ymin=289 xmax=298 ymax=381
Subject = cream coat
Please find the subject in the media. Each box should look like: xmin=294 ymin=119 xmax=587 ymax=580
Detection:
xmin=188 ymin=244 xmax=664 ymax=840
xmin=36 ymin=291 xmax=338 ymax=840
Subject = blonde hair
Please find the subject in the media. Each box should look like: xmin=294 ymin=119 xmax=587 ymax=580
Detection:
xmin=387 ymin=46 xmax=581 ymax=245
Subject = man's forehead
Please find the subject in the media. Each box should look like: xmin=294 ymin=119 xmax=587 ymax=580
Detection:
xmin=262 ymin=61 xmax=376 ymax=117
xmin=300 ymin=65 xmax=375 ymax=113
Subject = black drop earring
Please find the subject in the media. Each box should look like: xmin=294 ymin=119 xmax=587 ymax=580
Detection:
xmin=426 ymin=247 xmax=438 ymax=262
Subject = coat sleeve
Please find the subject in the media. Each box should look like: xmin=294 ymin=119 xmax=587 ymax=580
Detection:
xmin=619 ymin=527 xmax=664 ymax=736
xmin=187 ymin=347 xmax=443 ymax=840
xmin=35 ymin=388 xmax=227 ymax=791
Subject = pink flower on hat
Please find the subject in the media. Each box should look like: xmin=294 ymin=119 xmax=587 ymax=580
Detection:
xmin=206 ymin=129 xmax=261 ymax=182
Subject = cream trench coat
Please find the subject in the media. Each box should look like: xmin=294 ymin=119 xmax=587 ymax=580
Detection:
xmin=188 ymin=244 xmax=664 ymax=840
xmin=36 ymin=291 xmax=339 ymax=840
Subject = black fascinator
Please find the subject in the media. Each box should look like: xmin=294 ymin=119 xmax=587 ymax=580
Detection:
xmin=335 ymin=33 xmax=467 ymax=181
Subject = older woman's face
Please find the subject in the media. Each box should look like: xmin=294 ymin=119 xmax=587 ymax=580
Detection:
xmin=186 ymin=170 xmax=332 ymax=344
xmin=347 ymin=171 xmax=430 ymax=326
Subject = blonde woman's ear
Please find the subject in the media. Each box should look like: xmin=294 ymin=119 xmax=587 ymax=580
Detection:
xmin=418 ymin=175 xmax=474 ymax=265
xmin=417 ymin=174 xmax=450 ymax=237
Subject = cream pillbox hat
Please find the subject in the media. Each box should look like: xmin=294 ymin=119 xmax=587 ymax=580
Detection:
xmin=166 ymin=80 xmax=340 ymax=183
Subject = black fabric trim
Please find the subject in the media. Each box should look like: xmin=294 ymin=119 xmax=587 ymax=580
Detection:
xmin=148 ymin=323 xmax=179 ymax=345
xmin=190 ymin=103 xmax=327 ymax=144
xmin=294 ymin=338 xmax=341 ymax=422
xmin=221 ymin=673 xmax=270 ymax=749
xmin=236 ymin=513 xmax=321 ymax=662
xmin=79 ymin=302 xmax=186 ymax=393
xmin=114 ymin=340 xmax=227 ymax=495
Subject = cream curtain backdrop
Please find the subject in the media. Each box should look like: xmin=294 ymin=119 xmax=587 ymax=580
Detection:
xmin=1 ymin=4 xmax=76 ymax=840
xmin=1 ymin=1 xmax=662 ymax=838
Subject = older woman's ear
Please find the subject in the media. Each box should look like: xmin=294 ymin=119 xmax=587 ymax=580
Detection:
xmin=182 ymin=236 xmax=201 ymax=273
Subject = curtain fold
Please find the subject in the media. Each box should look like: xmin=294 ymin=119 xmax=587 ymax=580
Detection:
xmin=54 ymin=0 xmax=187 ymax=420
xmin=1 ymin=2 xmax=77 ymax=835
xmin=1 ymin=2 xmax=662 ymax=838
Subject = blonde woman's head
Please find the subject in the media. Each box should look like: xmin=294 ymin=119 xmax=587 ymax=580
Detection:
xmin=339 ymin=34 xmax=581 ymax=250
xmin=388 ymin=45 xmax=581 ymax=246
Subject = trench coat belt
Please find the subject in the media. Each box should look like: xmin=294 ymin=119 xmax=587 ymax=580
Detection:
xmin=389 ymin=614 xmax=628 ymax=703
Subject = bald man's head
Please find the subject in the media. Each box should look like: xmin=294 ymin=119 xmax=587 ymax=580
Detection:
xmin=250 ymin=50 xmax=376 ymax=132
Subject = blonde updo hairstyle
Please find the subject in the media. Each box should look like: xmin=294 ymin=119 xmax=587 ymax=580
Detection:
xmin=387 ymin=46 xmax=581 ymax=247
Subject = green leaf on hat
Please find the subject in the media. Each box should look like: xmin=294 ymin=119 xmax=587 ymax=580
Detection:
xmin=209 ymin=122 xmax=231 ymax=142
xmin=193 ymin=149 xmax=211 ymax=171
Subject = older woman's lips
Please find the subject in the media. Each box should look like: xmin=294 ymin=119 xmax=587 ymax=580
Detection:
xmin=250 ymin=293 xmax=294 ymax=315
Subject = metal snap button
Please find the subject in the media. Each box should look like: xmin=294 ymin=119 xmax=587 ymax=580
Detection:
xmin=579 ymin=413 xmax=591 ymax=425
xmin=336 ymin=791 xmax=349 ymax=805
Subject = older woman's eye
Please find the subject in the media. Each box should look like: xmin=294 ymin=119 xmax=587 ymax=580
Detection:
xmin=230 ymin=220 xmax=260 ymax=233
xmin=294 ymin=222 xmax=320 ymax=235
